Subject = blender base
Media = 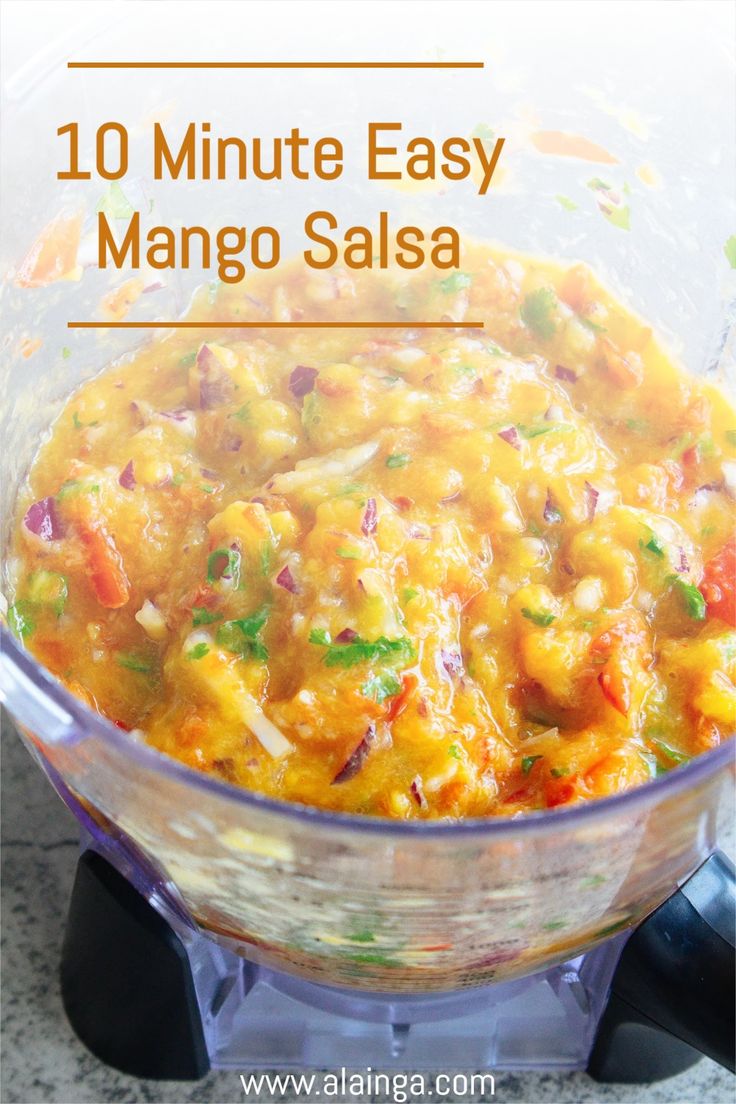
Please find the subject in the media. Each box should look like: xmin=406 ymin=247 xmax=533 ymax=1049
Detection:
xmin=61 ymin=848 xmax=732 ymax=1084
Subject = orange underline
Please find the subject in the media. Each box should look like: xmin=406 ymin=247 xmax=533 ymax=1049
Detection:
xmin=67 ymin=61 xmax=484 ymax=70
xmin=68 ymin=320 xmax=484 ymax=330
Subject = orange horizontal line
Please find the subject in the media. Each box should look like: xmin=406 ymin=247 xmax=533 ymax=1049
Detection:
xmin=68 ymin=61 xmax=484 ymax=70
xmin=68 ymin=320 xmax=484 ymax=329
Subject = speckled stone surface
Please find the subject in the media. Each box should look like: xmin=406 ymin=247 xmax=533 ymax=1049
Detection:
xmin=1 ymin=716 xmax=734 ymax=1104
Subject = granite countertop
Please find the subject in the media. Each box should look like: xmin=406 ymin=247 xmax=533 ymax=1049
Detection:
xmin=1 ymin=717 xmax=733 ymax=1104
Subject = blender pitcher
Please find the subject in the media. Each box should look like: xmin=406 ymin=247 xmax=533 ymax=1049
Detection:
xmin=1 ymin=0 xmax=734 ymax=1083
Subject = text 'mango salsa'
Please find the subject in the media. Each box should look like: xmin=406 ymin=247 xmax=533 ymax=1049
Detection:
xmin=7 ymin=245 xmax=736 ymax=818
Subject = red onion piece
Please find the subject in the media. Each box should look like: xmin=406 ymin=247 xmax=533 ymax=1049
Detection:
xmin=555 ymin=364 xmax=577 ymax=383
xmin=361 ymin=497 xmax=377 ymax=536
xmin=23 ymin=497 xmax=63 ymax=541
xmin=695 ymin=481 xmax=723 ymax=495
xmin=332 ymin=724 xmax=376 ymax=784
xmin=196 ymin=345 xmax=234 ymax=409
xmin=118 ymin=460 xmax=136 ymax=489
xmin=335 ymin=627 xmax=358 ymax=644
xmin=159 ymin=408 xmax=190 ymax=422
xmin=200 ymin=376 xmax=232 ymax=409
xmin=498 ymin=426 xmax=522 ymax=451
xmin=441 ymin=650 xmax=464 ymax=679
xmin=543 ymin=488 xmax=562 ymax=524
xmin=289 ymin=365 xmax=318 ymax=398
xmin=676 ymin=547 xmax=690 ymax=574
xmin=584 ymin=481 xmax=599 ymax=521
xmin=410 ymin=776 xmax=428 ymax=809
xmin=223 ymin=435 xmax=242 ymax=452
xmin=439 ymin=491 xmax=461 ymax=505
xmin=407 ymin=525 xmax=431 ymax=540
xmin=275 ymin=565 xmax=297 ymax=593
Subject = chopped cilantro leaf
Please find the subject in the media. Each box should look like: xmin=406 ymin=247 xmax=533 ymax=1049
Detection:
xmin=336 ymin=547 xmax=361 ymax=560
xmin=521 ymin=754 xmax=543 ymax=775
xmin=440 ymin=272 xmax=472 ymax=294
xmin=27 ymin=570 xmax=68 ymax=616
xmin=347 ymin=930 xmax=376 ymax=943
xmin=346 ymin=951 xmax=402 ymax=967
xmin=186 ymin=642 xmax=210 ymax=660
xmin=386 ymin=453 xmax=411 ymax=469
xmin=8 ymin=601 xmax=35 ymax=639
xmin=309 ymin=630 xmax=414 ymax=669
xmin=179 ymin=352 xmax=197 ymax=368
xmin=471 ymin=123 xmax=495 ymax=144
xmin=668 ymin=576 xmax=706 ymax=620
xmin=207 ymin=548 xmax=241 ymax=586
xmin=192 ymin=607 xmax=221 ymax=627
xmin=362 ymin=671 xmax=402 ymax=704
xmin=56 ymin=479 xmax=80 ymax=499
xmin=651 ymin=739 xmax=691 ymax=766
xmin=339 ymin=482 xmax=366 ymax=496
xmin=215 ymin=606 xmax=270 ymax=660
xmin=639 ymin=531 xmax=665 ymax=558
xmin=582 ymin=874 xmax=606 ymax=888
xmin=587 ymin=178 xmax=631 ymax=230
xmin=260 ymin=540 xmax=273 ymax=575
xmin=578 ymin=316 xmax=606 ymax=334
xmin=116 ymin=653 xmax=153 ymax=674
xmin=230 ymin=403 xmax=251 ymax=423
xmin=448 ymin=743 xmax=461 ymax=760
xmin=96 ymin=182 xmax=135 ymax=219
xmin=517 ymin=423 xmax=572 ymax=439
xmin=725 ymin=235 xmax=736 ymax=270
xmin=520 ymin=288 xmax=557 ymax=340
xmin=521 ymin=607 xmax=556 ymax=627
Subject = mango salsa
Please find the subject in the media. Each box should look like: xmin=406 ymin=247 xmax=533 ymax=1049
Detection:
xmin=6 ymin=244 xmax=736 ymax=818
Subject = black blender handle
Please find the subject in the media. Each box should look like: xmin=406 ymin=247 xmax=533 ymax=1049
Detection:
xmin=589 ymin=849 xmax=736 ymax=1082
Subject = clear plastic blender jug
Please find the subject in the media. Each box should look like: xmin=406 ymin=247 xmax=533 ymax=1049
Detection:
xmin=1 ymin=0 xmax=734 ymax=1004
